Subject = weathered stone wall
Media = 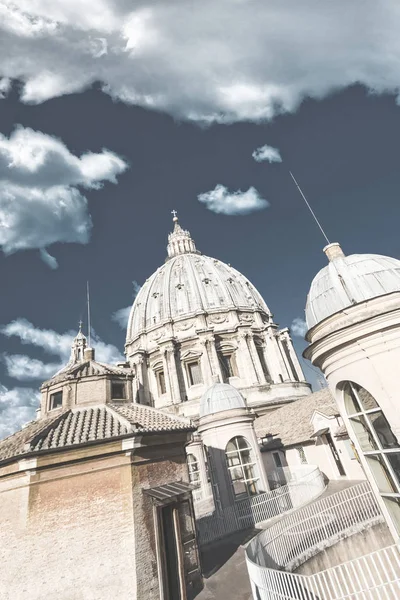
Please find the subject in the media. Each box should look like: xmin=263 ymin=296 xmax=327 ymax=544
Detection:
xmin=0 ymin=437 xmax=193 ymax=600
xmin=0 ymin=451 xmax=136 ymax=600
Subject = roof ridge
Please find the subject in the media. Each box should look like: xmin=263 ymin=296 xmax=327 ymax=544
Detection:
xmin=26 ymin=410 xmax=70 ymax=450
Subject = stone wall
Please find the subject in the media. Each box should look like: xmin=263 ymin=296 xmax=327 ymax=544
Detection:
xmin=0 ymin=437 xmax=192 ymax=600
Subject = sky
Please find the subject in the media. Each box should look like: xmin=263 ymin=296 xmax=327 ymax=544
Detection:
xmin=2 ymin=1 xmax=400 ymax=436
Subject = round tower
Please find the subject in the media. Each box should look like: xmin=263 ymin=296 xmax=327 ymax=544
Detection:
xmin=304 ymin=242 xmax=400 ymax=540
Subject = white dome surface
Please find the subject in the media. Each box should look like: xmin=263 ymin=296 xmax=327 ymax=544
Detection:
xmin=126 ymin=219 xmax=270 ymax=341
xmin=306 ymin=248 xmax=400 ymax=329
xmin=199 ymin=383 xmax=246 ymax=418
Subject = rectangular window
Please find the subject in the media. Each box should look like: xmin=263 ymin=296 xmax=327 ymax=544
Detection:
xmin=187 ymin=361 xmax=202 ymax=386
xmin=218 ymin=353 xmax=236 ymax=381
xmin=111 ymin=382 xmax=125 ymax=399
xmin=156 ymin=370 xmax=166 ymax=395
xmin=49 ymin=391 xmax=63 ymax=410
xmin=296 ymin=446 xmax=308 ymax=464
xmin=273 ymin=452 xmax=282 ymax=468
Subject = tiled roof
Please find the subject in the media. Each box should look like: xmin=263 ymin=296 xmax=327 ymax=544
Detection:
xmin=0 ymin=403 xmax=194 ymax=465
xmin=110 ymin=403 xmax=193 ymax=432
xmin=42 ymin=359 xmax=131 ymax=387
xmin=255 ymin=387 xmax=342 ymax=448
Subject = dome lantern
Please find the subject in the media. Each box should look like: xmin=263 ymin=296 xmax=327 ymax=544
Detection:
xmin=167 ymin=211 xmax=200 ymax=259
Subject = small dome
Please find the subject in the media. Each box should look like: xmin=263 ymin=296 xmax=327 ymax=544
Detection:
xmin=306 ymin=243 xmax=400 ymax=329
xmin=199 ymin=383 xmax=246 ymax=418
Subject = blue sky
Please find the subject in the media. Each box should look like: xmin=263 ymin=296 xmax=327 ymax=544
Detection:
xmin=1 ymin=1 xmax=400 ymax=435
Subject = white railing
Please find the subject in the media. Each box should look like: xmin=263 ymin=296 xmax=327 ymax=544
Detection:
xmin=196 ymin=465 xmax=325 ymax=546
xmin=245 ymin=481 xmax=399 ymax=599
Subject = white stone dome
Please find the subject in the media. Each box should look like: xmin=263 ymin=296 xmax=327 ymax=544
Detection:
xmin=199 ymin=383 xmax=246 ymax=418
xmin=126 ymin=217 xmax=271 ymax=341
xmin=306 ymin=243 xmax=400 ymax=329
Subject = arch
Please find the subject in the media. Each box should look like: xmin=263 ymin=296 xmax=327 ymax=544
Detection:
xmin=342 ymin=381 xmax=400 ymax=533
xmin=187 ymin=453 xmax=200 ymax=485
xmin=225 ymin=436 xmax=259 ymax=499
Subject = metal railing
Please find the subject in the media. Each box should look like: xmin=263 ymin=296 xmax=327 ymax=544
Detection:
xmin=196 ymin=465 xmax=325 ymax=546
xmin=246 ymin=481 xmax=400 ymax=599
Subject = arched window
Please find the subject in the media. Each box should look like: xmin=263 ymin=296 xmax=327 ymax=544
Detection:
xmin=225 ymin=436 xmax=259 ymax=498
xmin=343 ymin=382 xmax=400 ymax=532
xmin=187 ymin=454 xmax=200 ymax=486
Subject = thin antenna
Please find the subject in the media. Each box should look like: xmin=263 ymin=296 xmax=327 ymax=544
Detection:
xmin=86 ymin=281 xmax=91 ymax=347
xmin=289 ymin=171 xmax=330 ymax=245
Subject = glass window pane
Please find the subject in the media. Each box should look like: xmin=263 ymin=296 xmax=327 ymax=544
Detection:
xmin=350 ymin=415 xmax=379 ymax=451
xmin=369 ymin=412 xmax=400 ymax=450
xmin=232 ymin=480 xmax=246 ymax=496
xmin=188 ymin=361 xmax=202 ymax=386
xmin=353 ymin=384 xmax=379 ymax=411
xmin=344 ymin=382 xmax=361 ymax=414
xmin=365 ymin=454 xmax=398 ymax=493
xmin=386 ymin=453 xmax=400 ymax=486
xmin=247 ymin=480 xmax=259 ymax=496
xmin=237 ymin=437 xmax=250 ymax=450
xmin=243 ymin=464 xmax=255 ymax=480
xmin=226 ymin=441 xmax=236 ymax=453
xmin=382 ymin=496 xmax=400 ymax=535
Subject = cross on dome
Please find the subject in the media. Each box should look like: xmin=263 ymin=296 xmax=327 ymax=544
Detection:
xmin=167 ymin=212 xmax=200 ymax=259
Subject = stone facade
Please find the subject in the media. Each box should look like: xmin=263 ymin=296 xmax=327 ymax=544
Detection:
xmin=0 ymin=431 xmax=197 ymax=600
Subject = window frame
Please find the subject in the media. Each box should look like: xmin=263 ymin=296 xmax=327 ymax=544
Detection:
xmin=187 ymin=454 xmax=200 ymax=486
xmin=155 ymin=369 xmax=167 ymax=396
xmin=343 ymin=381 xmax=400 ymax=529
xmin=49 ymin=390 xmax=63 ymax=411
xmin=225 ymin=436 xmax=259 ymax=500
xmin=218 ymin=351 xmax=237 ymax=382
xmin=186 ymin=360 xmax=203 ymax=387
xmin=111 ymin=381 xmax=125 ymax=400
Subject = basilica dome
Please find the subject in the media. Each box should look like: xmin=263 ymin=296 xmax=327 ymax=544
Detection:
xmin=306 ymin=243 xmax=400 ymax=329
xmin=126 ymin=217 xmax=271 ymax=341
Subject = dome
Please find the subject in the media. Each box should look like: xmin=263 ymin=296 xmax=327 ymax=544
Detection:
xmin=199 ymin=383 xmax=246 ymax=418
xmin=306 ymin=243 xmax=400 ymax=329
xmin=126 ymin=216 xmax=271 ymax=341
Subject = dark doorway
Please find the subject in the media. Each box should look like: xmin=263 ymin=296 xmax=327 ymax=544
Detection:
xmin=325 ymin=432 xmax=346 ymax=476
xmin=161 ymin=504 xmax=182 ymax=600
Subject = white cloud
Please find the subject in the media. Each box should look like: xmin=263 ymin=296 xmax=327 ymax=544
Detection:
xmin=252 ymin=144 xmax=282 ymax=163
xmin=2 ymin=354 xmax=62 ymax=381
xmin=112 ymin=280 xmax=141 ymax=329
xmin=198 ymin=184 xmax=269 ymax=215
xmin=0 ymin=383 xmax=40 ymax=438
xmin=1 ymin=2 xmax=400 ymax=123
xmin=291 ymin=317 xmax=308 ymax=337
xmin=1 ymin=318 xmax=124 ymax=382
xmin=0 ymin=126 xmax=127 ymax=264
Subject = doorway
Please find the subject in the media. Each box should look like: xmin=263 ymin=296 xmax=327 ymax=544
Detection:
xmin=325 ymin=432 xmax=346 ymax=476
xmin=161 ymin=504 xmax=182 ymax=600
xmin=158 ymin=500 xmax=201 ymax=600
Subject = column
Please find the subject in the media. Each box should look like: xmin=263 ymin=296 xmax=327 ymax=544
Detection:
xmin=166 ymin=343 xmax=182 ymax=403
xmin=199 ymin=336 xmax=215 ymax=387
xmin=266 ymin=326 xmax=290 ymax=382
xmin=237 ymin=332 xmax=258 ymax=385
xmin=247 ymin=334 xmax=267 ymax=384
xmin=281 ymin=329 xmax=306 ymax=382
xmin=134 ymin=355 xmax=147 ymax=405
xmin=206 ymin=335 xmax=224 ymax=383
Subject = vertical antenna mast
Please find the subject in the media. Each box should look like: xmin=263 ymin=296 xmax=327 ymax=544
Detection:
xmin=87 ymin=281 xmax=91 ymax=348
xmin=289 ymin=171 xmax=330 ymax=245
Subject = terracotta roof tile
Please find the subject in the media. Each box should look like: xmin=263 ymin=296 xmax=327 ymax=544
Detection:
xmin=255 ymin=387 xmax=342 ymax=447
xmin=0 ymin=403 xmax=194 ymax=464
